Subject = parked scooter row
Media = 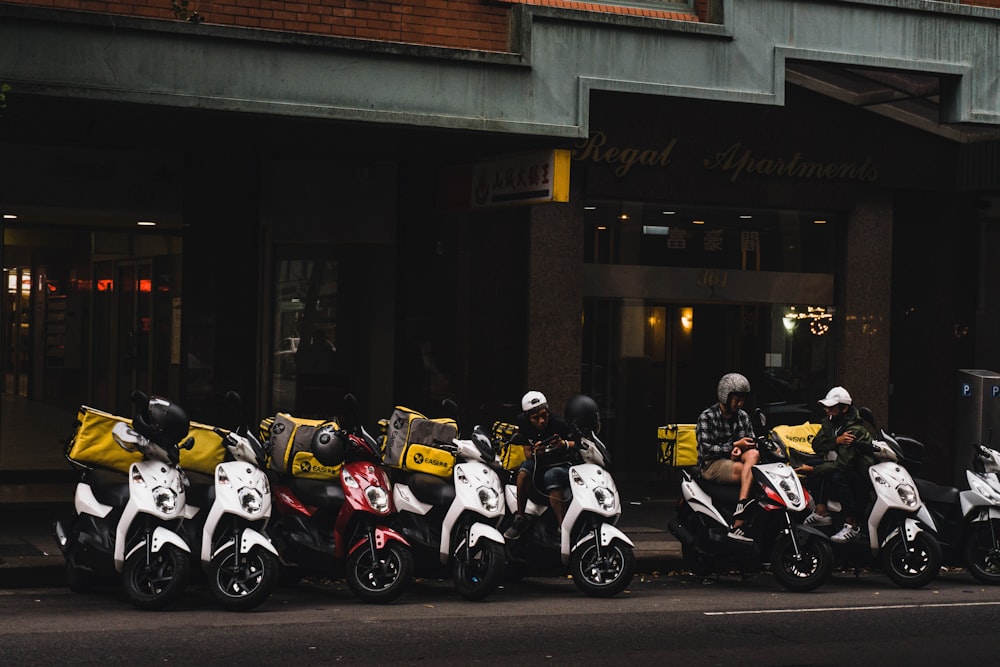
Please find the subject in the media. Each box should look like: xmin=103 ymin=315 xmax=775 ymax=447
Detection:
xmin=57 ymin=390 xmax=281 ymax=611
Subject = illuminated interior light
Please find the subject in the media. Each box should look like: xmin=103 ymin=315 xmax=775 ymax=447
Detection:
xmin=692 ymin=220 xmax=705 ymax=225
xmin=813 ymin=219 xmax=828 ymax=224
xmin=137 ymin=220 xmax=157 ymax=227
xmin=618 ymin=213 xmax=629 ymax=221
xmin=662 ymin=211 xmax=676 ymax=215
xmin=3 ymin=214 xmax=17 ymax=220
xmin=739 ymin=215 xmax=752 ymax=219
xmin=680 ymin=307 xmax=693 ymax=333
xmin=643 ymin=225 xmax=670 ymax=236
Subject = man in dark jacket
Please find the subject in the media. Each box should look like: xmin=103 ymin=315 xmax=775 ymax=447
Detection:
xmin=796 ymin=386 xmax=875 ymax=543
xmin=503 ymin=390 xmax=578 ymax=540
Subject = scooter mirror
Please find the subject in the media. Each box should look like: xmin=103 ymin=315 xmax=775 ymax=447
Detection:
xmin=859 ymin=406 xmax=877 ymax=428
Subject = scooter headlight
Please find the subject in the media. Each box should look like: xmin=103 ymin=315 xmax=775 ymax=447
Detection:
xmin=152 ymin=486 xmax=178 ymax=514
xmin=779 ymin=478 xmax=800 ymax=506
xmin=594 ymin=486 xmax=617 ymax=512
xmin=897 ymin=483 xmax=918 ymax=508
xmin=365 ymin=485 xmax=390 ymax=514
xmin=238 ymin=487 xmax=264 ymax=515
xmin=477 ymin=486 xmax=501 ymax=512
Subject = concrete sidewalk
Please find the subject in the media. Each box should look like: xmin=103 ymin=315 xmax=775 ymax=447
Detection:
xmin=0 ymin=481 xmax=685 ymax=588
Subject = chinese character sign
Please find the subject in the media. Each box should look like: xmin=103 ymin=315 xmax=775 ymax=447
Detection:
xmin=471 ymin=150 xmax=570 ymax=208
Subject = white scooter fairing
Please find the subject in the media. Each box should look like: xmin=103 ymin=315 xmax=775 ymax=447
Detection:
xmin=867 ymin=458 xmax=936 ymax=555
xmin=199 ymin=454 xmax=278 ymax=565
xmin=504 ymin=461 xmax=633 ymax=565
xmin=392 ymin=435 xmax=505 ymax=566
xmin=111 ymin=423 xmax=192 ymax=571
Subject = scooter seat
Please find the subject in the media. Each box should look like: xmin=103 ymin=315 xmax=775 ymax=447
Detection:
xmin=697 ymin=478 xmax=742 ymax=508
xmin=406 ymin=471 xmax=456 ymax=507
xmin=914 ymin=477 xmax=959 ymax=506
xmin=289 ymin=477 xmax=346 ymax=507
xmin=81 ymin=469 xmax=130 ymax=508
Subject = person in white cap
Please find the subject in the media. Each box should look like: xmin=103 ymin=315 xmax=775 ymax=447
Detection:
xmin=796 ymin=386 xmax=875 ymax=543
xmin=503 ymin=390 xmax=577 ymax=540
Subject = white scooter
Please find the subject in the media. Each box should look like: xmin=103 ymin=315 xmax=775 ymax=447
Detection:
xmin=501 ymin=395 xmax=636 ymax=597
xmin=189 ymin=392 xmax=279 ymax=611
xmin=910 ymin=440 xmax=1000 ymax=584
xmin=56 ymin=393 xmax=195 ymax=610
xmin=391 ymin=425 xmax=507 ymax=601
xmin=852 ymin=407 xmax=943 ymax=588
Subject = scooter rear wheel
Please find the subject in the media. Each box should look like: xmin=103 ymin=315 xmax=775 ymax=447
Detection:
xmin=452 ymin=539 xmax=505 ymax=601
xmin=346 ymin=541 xmax=414 ymax=604
xmin=964 ymin=519 xmax=1000 ymax=585
xmin=881 ymin=530 xmax=942 ymax=588
xmin=208 ymin=545 xmax=279 ymax=611
xmin=570 ymin=538 xmax=636 ymax=598
xmin=122 ymin=543 xmax=191 ymax=610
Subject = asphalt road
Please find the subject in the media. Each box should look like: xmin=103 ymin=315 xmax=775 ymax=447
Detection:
xmin=3 ymin=568 xmax=1000 ymax=665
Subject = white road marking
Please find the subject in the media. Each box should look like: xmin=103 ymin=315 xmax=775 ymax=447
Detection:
xmin=705 ymin=601 xmax=1000 ymax=615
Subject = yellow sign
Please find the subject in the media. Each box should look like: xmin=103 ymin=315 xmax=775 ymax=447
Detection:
xmin=471 ymin=149 xmax=570 ymax=208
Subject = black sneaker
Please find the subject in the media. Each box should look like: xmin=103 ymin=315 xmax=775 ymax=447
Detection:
xmin=733 ymin=498 xmax=756 ymax=518
xmin=504 ymin=514 xmax=530 ymax=540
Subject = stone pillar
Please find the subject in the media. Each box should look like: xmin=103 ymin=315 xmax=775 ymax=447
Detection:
xmin=840 ymin=192 xmax=893 ymax=422
xmin=526 ymin=200 xmax=583 ymax=413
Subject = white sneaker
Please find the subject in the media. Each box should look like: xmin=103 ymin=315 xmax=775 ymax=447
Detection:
xmin=803 ymin=511 xmax=832 ymax=527
xmin=831 ymin=523 xmax=861 ymax=543
xmin=727 ymin=526 xmax=753 ymax=543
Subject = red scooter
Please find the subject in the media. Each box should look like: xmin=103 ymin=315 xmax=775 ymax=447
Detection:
xmin=267 ymin=398 xmax=413 ymax=604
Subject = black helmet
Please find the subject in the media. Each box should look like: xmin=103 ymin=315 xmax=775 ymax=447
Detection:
xmin=565 ymin=394 xmax=601 ymax=433
xmin=133 ymin=395 xmax=190 ymax=447
xmin=312 ymin=424 xmax=347 ymax=467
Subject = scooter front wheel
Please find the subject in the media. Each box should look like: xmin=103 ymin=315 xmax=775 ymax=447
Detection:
xmin=122 ymin=543 xmax=191 ymax=610
xmin=346 ymin=541 xmax=414 ymax=604
xmin=964 ymin=519 xmax=1000 ymax=585
xmin=570 ymin=538 xmax=635 ymax=598
xmin=881 ymin=530 xmax=942 ymax=588
xmin=453 ymin=539 xmax=505 ymax=601
xmin=770 ymin=534 xmax=833 ymax=592
xmin=208 ymin=545 xmax=279 ymax=612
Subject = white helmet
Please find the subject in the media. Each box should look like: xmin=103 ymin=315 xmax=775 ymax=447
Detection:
xmin=717 ymin=373 xmax=751 ymax=404
xmin=521 ymin=390 xmax=548 ymax=413
xmin=818 ymin=386 xmax=852 ymax=407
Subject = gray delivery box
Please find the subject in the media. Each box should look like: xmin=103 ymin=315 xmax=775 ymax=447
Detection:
xmin=955 ymin=369 xmax=1000 ymax=486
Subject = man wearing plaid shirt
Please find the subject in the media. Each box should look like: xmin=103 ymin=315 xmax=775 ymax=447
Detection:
xmin=696 ymin=372 xmax=758 ymax=542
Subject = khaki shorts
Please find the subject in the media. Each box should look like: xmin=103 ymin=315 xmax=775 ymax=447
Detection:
xmin=702 ymin=458 xmax=736 ymax=482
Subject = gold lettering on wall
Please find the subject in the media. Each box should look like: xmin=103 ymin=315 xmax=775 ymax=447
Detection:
xmin=572 ymin=133 xmax=881 ymax=184
xmin=572 ymin=132 xmax=677 ymax=177
xmin=696 ymin=269 xmax=728 ymax=290
xmin=703 ymin=143 xmax=879 ymax=184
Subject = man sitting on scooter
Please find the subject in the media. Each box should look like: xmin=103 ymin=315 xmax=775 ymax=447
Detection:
xmin=796 ymin=386 xmax=875 ymax=543
xmin=503 ymin=390 xmax=578 ymax=540
xmin=696 ymin=373 xmax=759 ymax=543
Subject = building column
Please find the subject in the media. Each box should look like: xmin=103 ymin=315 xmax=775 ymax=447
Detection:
xmin=839 ymin=192 xmax=893 ymax=422
xmin=526 ymin=200 xmax=583 ymax=412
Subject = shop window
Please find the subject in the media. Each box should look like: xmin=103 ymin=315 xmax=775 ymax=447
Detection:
xmin=583 ymin=200 xmax=837 ymax=274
